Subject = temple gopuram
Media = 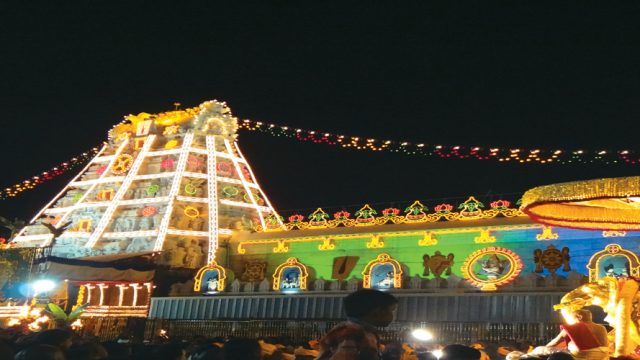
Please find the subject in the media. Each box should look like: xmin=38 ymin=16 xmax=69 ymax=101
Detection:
xmin=4 ymin=101 xmax=639 ymax=344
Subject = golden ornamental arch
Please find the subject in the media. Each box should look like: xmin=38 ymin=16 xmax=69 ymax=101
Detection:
xmin=272 ymin=257 xmax=309 ymax=291
xmin=193 ymin=261 xmax=227 ymax=293
xmin=587 ymin=243 xmax=640 ymax=282
xmin=461 ymin=247 xmax=523 ymax=291
xmin=362 ymin=253 xmax=403 ymax=289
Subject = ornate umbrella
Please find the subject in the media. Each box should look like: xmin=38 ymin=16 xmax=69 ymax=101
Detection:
xmin=521 ymin=176 xmax=640 ymax=230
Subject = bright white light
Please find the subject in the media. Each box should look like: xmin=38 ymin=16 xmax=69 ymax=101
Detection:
xmin=32 ymin=279 xmax=56 ymax=294
xmin=411 ymin=328 xmax=433 ymax=341
xmin=432 ymin=350 xmax=443 ymax=359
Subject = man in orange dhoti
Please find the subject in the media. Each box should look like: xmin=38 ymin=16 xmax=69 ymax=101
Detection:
xmin=547 ymin=309 xmax=609 ymax=360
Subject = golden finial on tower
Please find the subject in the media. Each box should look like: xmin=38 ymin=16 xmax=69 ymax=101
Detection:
xmin=173 ymin=102 xmax=182 ymax=110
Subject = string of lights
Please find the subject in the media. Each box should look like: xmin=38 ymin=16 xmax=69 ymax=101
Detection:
xmin=1 ymin=146 xmax=104 ymax=200
xmin=237 ymin=119 xmax=640 ymax=165
xmin=3 ymin=117 xmax=640 ymax=201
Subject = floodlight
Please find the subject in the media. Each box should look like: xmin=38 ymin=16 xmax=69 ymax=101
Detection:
xmin=31 ymin=279 xmax=55 ymax=294
xmin=411 ymin=328 xmax=433 ymax=341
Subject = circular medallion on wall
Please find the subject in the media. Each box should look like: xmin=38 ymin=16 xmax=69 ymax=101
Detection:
xmin=461 ymin=247 xmax=523 ymax=291
xmin=111 ymin=154 xmax=134 ymax=174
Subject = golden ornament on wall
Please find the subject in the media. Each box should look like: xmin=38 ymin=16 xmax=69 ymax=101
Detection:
xmin=241 ymin=261 xmax=267 ymax=282
xmin=111 ymin=154 xmax=134 ymax=174
xmin=423 ymin=251 xmax=454 ymax=278
xmin=534 ymin=245 xmax=570 ymax=274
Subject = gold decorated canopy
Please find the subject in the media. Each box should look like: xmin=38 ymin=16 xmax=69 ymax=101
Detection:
xmin=521 ymin=176 xmax=640 ymax=230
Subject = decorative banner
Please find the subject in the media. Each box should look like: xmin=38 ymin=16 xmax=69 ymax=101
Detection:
xmin=461 ymin=247 xmax=523 ymax=291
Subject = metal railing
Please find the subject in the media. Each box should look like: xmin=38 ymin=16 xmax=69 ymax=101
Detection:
xmin=79 ymin=317 xmax=560 ymax=345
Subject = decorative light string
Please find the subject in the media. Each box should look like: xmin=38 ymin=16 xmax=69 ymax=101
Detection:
xmin=0 ymin=145 xmax=103 ymax=200
xmin=3 ymin=117 xmax=640 ymax=201
xmin=237 ymin=119 xmax=640 ymax=165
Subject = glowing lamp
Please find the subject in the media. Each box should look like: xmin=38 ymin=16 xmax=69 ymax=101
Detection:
xmin=411 ymin=328 xmax=433 ymax=341
xmin=32 ymin=279 xmax=56 ymax=294
xmin=432 ymin=350 xmax=443 ymax=359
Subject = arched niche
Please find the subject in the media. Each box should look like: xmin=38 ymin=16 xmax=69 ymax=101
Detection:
xmin=194 ymin=261 xmax=227 ymax=294
xmin=272 ymin=257 xmax=309 ymax=291
xmin=362 ymin=253 xmax=403 ymax=289
xmin=587 ymin=244 xmax=640 ymax=282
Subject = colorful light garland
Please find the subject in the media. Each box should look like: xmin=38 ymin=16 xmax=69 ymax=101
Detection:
xmin=4 ymin=114 xmax=640 ymax=201
xmin=237 ymin=119 xmax=640 ymax=165
xmin=0 ymin=146 xmax=103 ymax=200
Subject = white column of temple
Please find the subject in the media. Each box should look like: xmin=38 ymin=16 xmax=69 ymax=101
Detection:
xmin=153 ymin=131 xmax=195 ymax=251
xmin=206 ymin=135 xmax=219 ymax=264
xmin=232 ymin=141 xmax=284 ymax=229
xmin=12 ymin=144 xmax=109 ymax=245
xmin=40 ymin=141 xmax=132 ymax=247
xmin=223 ymin=139 xmax=266 ymax=230
xmin=85 ymin=135 xmax=156 ymax=248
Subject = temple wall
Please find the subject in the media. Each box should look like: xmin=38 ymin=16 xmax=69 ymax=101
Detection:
xmin=225 ymin=225 xmax=640 ymax=286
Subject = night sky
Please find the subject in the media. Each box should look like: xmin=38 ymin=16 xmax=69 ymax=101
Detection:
xmin=2 ymin=2 xmax=640 ymax=222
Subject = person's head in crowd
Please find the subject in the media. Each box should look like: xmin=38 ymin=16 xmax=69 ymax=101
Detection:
xmin=116 ymin=329 xmax=133 ymax=344
xmin=440 ymin=344 xmax=481 ymax=360
xmin=263 ymin=349 xmax=286 ymax=360
xmin=152 ymin=342 xmax=186 ymax=360
xmin=318 ymin=323 xmax=379 ymax=360
xmin=517 ymin=340 xmax=534 ymax=352
xmin=102 ymin=342 xmax=132 ymax=360
xmin=67 ymin=342 xmax=108 ymax=360
xmin=381 ymin=342 xmax=404 ymax=360
xmin=189 ymin=345 xmax=223 ymax=360
xmin=343 ymin=289 xmax=398 ymax=327
xmin=224 ymin=338 xmax=262 ymax=360
xmin=0 ymin=339 xmax=15 ymax=360
xmin=129 ymin=343 xmax=156 ymax=360
xmin=469 ymin=342 xmax=493 ymax=360
xmin=33 ymin=329 xmax=73 ymax=351
xmin=15 ymin=344 xmax=66 ymax=360
xmin=417 ymin=352 xmax=437 ymax=360
xmin=547 ymin=352 xmax=574 ymax=360
xmin=572 ymin=309 xmax=593 ymax=323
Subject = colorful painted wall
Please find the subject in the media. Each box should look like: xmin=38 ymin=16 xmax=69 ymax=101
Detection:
xmin=226 ymin=222 xmax=638 ymax=290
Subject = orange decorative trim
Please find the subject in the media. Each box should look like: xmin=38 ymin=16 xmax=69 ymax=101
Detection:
xmin=256 ymin=197 xmax=525 ymax=232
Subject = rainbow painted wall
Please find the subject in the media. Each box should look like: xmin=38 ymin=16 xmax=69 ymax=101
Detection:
xmin=224 ymin=213 xmax=638 ymax=289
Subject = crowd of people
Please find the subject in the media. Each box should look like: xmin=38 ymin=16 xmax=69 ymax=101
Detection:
xmin=0 ymin=290 xmax=612 ymax=360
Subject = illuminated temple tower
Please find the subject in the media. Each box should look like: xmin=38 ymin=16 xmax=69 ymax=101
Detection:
xmin=12 ymin=101 xmax=283 ymax=269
